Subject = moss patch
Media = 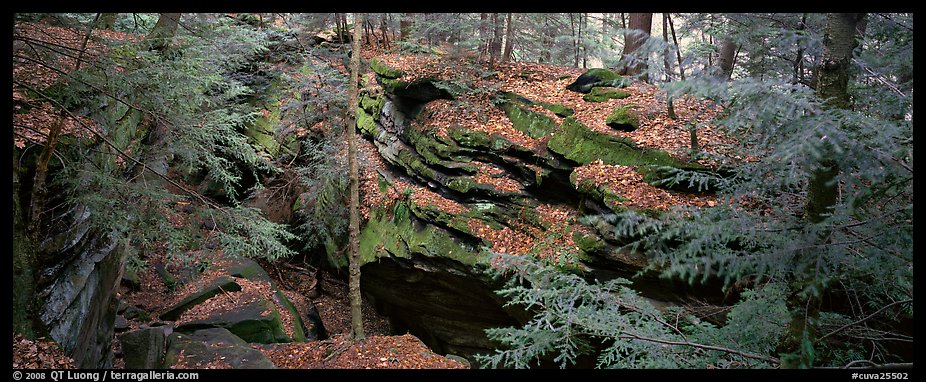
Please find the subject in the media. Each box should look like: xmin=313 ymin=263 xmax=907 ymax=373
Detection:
xmin=356 ymin=106 xmax=379 ymax=137
xmin=448 ymin=128 xmax=512 ymax=153
xmin=370 ymin=57 xmax=403 ymax=78
xmin=566 ymin=68 xmax=630 ymax=93
xmin=541 ymin=103 xmax=574 ymax=117
xmin=548 ymin=117 xmax=684 ymax=167
xmin=605 ymin=105 xmax=640 ymax=132
xmin=501 ymin=102 xmax=559 ymax=139
xmin=358 ymin=203 xmax=480 ymax=267
xmin=583 ymin=87 xmax=630 ymax=103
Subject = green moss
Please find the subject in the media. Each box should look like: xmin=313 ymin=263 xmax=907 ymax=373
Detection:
xmin=447 ymin=177 xmax=476 ymax=193
xmin=573 ymin=231 xmax=605 ymax=254
xmin=358 ymin=204 xmax=480 ymax=266
xmin=583 ymin=87 xmax=631 ymax=102
xmin=360 ymin=93 xmax=385 ymax=117
xmin=273 ymin=291 xmax=307 ymax=342
xmin=370 ymin=57 xmax=403 ymax=78
xmin=549 ymin=117 xmax=684 ymax=167
xmin=567 ymin=68 xmax=630 ymax=93
xmin=501 ymin=102 xmax=558 ymax=139
xmin=356 ymin=106 xmax=379 ymax=137
xmin=395 ymin=149 xmax=437 ymax=181
xmin=605 ymin=105 xmax=640 ymax=131
xmin=448 ymin=128 xmax=512 ymax=153
xmin=541 ymin=103 xmax=574 ymax=117
xmin=406 ymin=127 xmax=463 ymax=165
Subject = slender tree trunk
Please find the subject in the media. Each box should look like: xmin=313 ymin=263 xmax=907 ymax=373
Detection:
xmin=479 ymin=13 xmax=489 ymax=57
xmin=502 ymin=13 xmax=515 ymax=62
xmin=380 ymin=14 xmax=390 ymax=50
xmin=663 ymin=14 xmax=677 ymax=120
xmin=668 ymin=13 xmax=685 ymax=80
xmin=540 ymin=15 xmax=553 ymax=64
xmin=28 ymin=14 xmax=101 ymax=241
xmin=582 ymin=13 xmax=588 ymax=68
xmin=347 ymin=13 xmax=365 ymax=342
xmin=570 ymin=13 xmax=578 ymax=67
xmin=619 ymin=13 xmax=653 ymax=80
xmin=792 ymin=13 xmax=808 ymax=84
xmin=781 ymin=12 xmax=867 ymax=369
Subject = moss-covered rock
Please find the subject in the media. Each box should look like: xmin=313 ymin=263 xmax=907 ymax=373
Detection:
xmin=583 ymin=87 xmax=631 ymax=102
xmin=159 ymin=276 xmax=242 ymax=321
xmin=356 ymin=106 xmax=379 ymax=137
xmin=566 ymin=68 xmax=630 ymax=93
xmin=573 ymin=231 xmax=606 ymax=254
xmin=354 ymin=203 xmax=481 ymax=268
xmin=501 ymin=102 xmax=559 ymax=139
xmin=605 ymin=105 xmax=640 ymax=132
xmin=448 ymin=128 xmax=512 ymax=153
xmin=548 ymin=117 xmax=685 ymax=167
xmin=370 ymin=57 xmax=403 ymax=79
xmin=541 ymin=103 xmax=574 ymax=117
xmin=379 ymin=77 xmax=452 ymax=102
xmin=175 ymin=299 xmax=291 ymax=344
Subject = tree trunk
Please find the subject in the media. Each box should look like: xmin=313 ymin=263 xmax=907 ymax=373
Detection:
xmin=27 ymin=14 xmax=100 ymax=241
xmin=792 ymin=13 xmax=808 ymax=84
xmin=716 ymin=37 xmax=737 ymax=80
xmin=347 ymin=13 xmax=365 ymax=341
xmin=668 ymin=13 xmax=685 ymax=80
xmin=479 ymin=13 xmax=489 ymax=57
xmin=619 ymin=13 xmax=653 ymax=80
xmin=400 ymin=13 xmax=413 ymax=42
xmin=98 ymin=13 xmax=117 ymax=29
xmin=489 ymin=13 xmax=503 ymax=67
xmin=146 ymin=13 xmax=181 ymax=51
xmin=540 ymin=15 xmax=553 ymax=63
xmin=502 ymin=13 xmax=515 ymax=62
xmin=781 ymin=13 xmax=866 ymax=369
xmin=380 ymin=14 xmax=390 ymax=50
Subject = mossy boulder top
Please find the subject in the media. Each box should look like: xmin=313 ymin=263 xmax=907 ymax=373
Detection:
xmin=566 ymin=68 xmax=630 ymax=94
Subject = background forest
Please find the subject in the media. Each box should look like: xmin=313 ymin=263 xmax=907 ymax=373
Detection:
xmin=12 ymin=12 xmax=912 ymax=370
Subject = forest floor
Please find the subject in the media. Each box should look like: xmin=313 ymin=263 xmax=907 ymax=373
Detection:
xmin=14 ymin=19 xmax=732 ymax=370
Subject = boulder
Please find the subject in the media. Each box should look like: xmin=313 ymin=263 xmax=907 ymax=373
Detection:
xmin=159 ymin=276 xmax=242 ymax=321
xmin=566 ymin=68 xmax=630 ymax=94
xmin=583 ymin=87 xmax=631 ymax=103
xmin=605 ymin=105 xmax=640 ymax=132
xmin=119 ymin=326 xmax=171 ymax=369
xmin=175 ymin=299 xmax=292 ymax=344
xmin=164 ymin=328 xmax=275 ymax=369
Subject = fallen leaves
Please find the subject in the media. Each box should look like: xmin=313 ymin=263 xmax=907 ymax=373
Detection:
xmin=12 ymin=333 xmax=75 ymax=369
xmin=255 ymin=334 xmax=467 ymax=369
xmin=572 ymin=160 xmax=717 ymax=210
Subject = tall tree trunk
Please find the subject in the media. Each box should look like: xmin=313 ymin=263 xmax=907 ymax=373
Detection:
xmin=667 ymin=13 xmax=685 ymax=80
xmin=570 ymin=13 xmax=578 ymax=67
xmin=502 ymin=13 xmax=515 ymax=62
xmin=479 ymin=13 xmax=489 ymax=57
xmin=98 ymin=13 xmax=117 ymax=29
xmin=792 ymin=13 xmax=808 ymax=84
xmin=540 ymin=15 xmax=553 ymax=63
xmin=619 ymin=13 xmax=653 ymax=81
xmin=716 ymin=37 xmax=737 ymax=79
xmin=781 ymin=13 xmax=866 ymax=369
xmin=489 ymin=13 xmax=503 ymax=67
xmin=347 ymin=13 xmax=365 ymax=341
xmin=400 ymin=12 xmax=413 ymax=42
xmin=380 ymin=14 xmax=390 ymax=50
xmin=582 ymin=13 xmax=588 ymax=68
xmin=663 ymin=13 xmax=677 ymax=120
xmin=146 ymin=13 xmax=181 ymax=51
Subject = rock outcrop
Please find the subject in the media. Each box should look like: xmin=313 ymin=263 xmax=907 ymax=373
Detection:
xmin=325 ymin=57 xmax=730 ymax=362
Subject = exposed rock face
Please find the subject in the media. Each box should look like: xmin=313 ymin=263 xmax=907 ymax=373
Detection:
xmin=119 ymin=327 xmax=171 ymax=369
xmin=35 ymin=207 xmax=129 ymax=369
xmin=361 ymin=256 xmax=523 ymax=359
xmin=341 ymin=61 xmax=729 ymax=363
